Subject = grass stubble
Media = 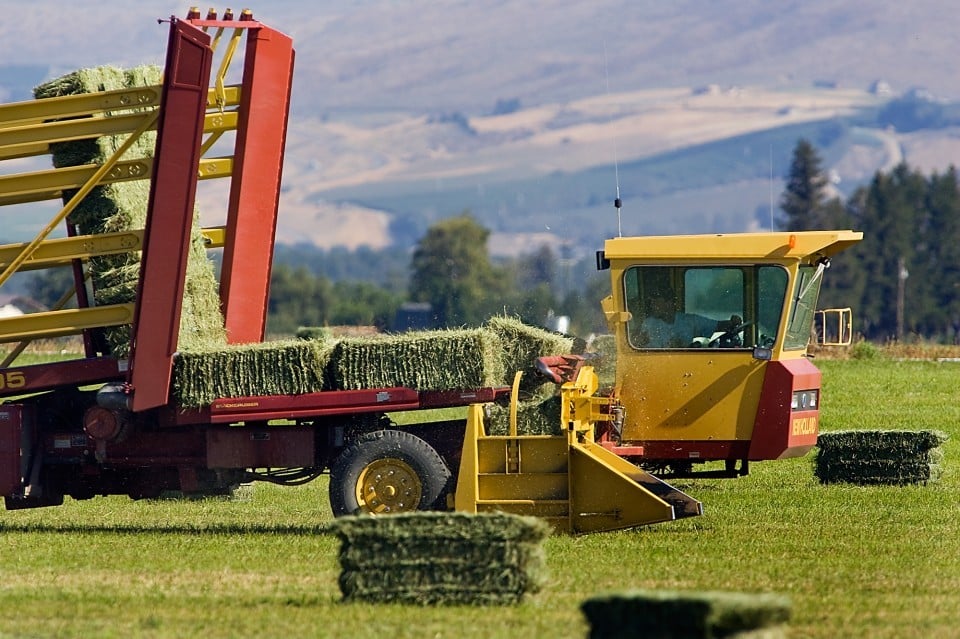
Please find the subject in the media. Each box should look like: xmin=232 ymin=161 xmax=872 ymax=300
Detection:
xmin=0 ymin=359 xmax=956 ymax=638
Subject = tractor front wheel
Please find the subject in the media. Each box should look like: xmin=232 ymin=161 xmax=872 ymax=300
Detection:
xmin=328 ymin=429 xmax=451 ymax=516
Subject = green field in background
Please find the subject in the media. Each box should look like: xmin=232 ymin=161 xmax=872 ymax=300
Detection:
xmin=0 ymin=359 xmax=956 ymax=638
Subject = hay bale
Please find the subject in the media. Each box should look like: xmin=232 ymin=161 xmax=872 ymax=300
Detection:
xmin=35 ymin=65 xmax=226 ymax=357
xmin=172 ymin=339 xmax=334 ymax=408
xmin=815 ymin=430 xmax=948 ymax=485
xmin=174 ymin=319 xmax=582 ymax=407
xmin=581 ymin=590 xmax=791 ymax=639
xmin=485 ymin=395 xmax=563 ymax=436
xmin=296 ymin=326 xmax=332 ymax=341
xmin=485 ymin=315 xmax=575 ymax=398
xmin=331 ymin=511 xmax=550 ymax=605
xmin=329 ymin=329 xmax=505 ymax=391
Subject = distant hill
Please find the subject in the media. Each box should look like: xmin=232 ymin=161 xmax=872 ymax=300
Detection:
xmin=4 ymin=1 xmax=960 ymax=256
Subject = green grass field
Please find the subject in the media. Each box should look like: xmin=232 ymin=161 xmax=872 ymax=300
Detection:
xmin=0 ymin=358 xmax=956 ymax=638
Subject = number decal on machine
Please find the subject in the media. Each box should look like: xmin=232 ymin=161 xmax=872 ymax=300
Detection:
xmin=0 ymin=371 xmax=26 ymax=390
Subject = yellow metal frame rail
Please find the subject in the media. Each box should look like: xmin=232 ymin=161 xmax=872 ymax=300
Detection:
xmin=0 ymin=227 xmax=225 ymax=351
xmin=0 ymin=305 xmax=135 ymax=344
xmin=0 ymin=71 xmax=242 ymax=348
xmin=0 ymin=227 xmax=226 ymax=272
xmin=815 ymin=307 xmax=854 ymax=346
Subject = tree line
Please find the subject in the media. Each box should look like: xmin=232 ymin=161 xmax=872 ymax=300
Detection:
xmin=782 ymin=139 xmax=960 ymax=342
xmin=268 ymin=214 xmax=608 ymax=336
xmin=23 ymin=137 xmax=960 ymax=343
xmin=272 ymin=139 xmax=960 ymax=344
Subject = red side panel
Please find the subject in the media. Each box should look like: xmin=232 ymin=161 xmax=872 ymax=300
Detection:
xmin=218 ymin=26 xmax=295 ymax=344
xmin=0 ymin=405 xmax=31 ymax=497
xmin=206 ymin=427 xmax=314 ymax=468
xmin=0 ymin=359 xmax=123 ymax=398
xmin=128 ymin=20 xmax=213 ymax=412
xmin=633 ymin=440 xmax=749 ymax=462
xmin=748 ymin=359 xmax=822 ymax=460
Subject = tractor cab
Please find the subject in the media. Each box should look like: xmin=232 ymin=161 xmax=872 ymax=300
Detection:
xmin=597 ymin=230 xmax=862 ymax=477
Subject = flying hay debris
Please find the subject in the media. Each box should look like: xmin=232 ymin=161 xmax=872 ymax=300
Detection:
xmin=331 ymin=511 xmax=550 ymax=605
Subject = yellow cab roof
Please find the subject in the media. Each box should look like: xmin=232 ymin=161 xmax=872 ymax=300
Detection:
xmin=602 ymin=230 xmax=863 ymax=262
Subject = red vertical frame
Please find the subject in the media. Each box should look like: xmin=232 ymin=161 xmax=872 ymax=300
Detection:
xmin=218 ymin=25 xmax=295 ymax=344
xmin=127 ymin=19 xmax=213 ymax=412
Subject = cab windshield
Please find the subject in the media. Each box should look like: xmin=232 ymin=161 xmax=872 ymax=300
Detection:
xmin=623 ymin=265 xmax=789 ymax=350
xmin=784 ymin=264 xmax=823 ymax=350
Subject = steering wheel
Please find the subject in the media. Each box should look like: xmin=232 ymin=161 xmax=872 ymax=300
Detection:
xmin=709 ymin=321 xmax=755 ymax=348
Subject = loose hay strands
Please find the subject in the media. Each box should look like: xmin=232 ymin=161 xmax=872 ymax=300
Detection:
xmin=580 ymin=589 xmax=791 ymax=639
xmin=172 ymin=339 xmax=334 ymax=408
xmin=587 ymin=333 xmax=618 ymax=392
xmin=296 ymin=326 xmax=332 ymax=341
xmin=331 ymin=512 xmax=550 ymax=605
xmin=815 ymin=429 xmax=949 ymax=485
xmin=35 ymin=65 xmax=227 ymax=357
xmin=329 ymin=328 xmax=505 ymax=391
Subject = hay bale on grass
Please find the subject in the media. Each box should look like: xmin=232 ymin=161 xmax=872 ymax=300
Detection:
xmin=329 ymin=329 xmax=505 ymax=391
xmin=331 ymin=511 xmax=550 ymax=605
xmin=35 ymin=65 xmax=226 ymax=356
xmin=172 ymin=339 xmax=334 ymax=408
xmin=581 ymin=589 xmax=791 ymax=639
xmin=815 ymin=429 xmax=948 ymax=485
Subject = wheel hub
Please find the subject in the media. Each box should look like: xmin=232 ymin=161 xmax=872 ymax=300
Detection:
xmin=355 ymin=458 xmax=422 ymax=514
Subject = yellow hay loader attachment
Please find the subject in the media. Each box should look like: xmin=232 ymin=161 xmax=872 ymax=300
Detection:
xmin=454 ymin=365 xmax=702 ymax=534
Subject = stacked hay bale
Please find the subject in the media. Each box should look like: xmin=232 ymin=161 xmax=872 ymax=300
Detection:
xmin=815 ymin=429 xmax=948 ymax=485
xmin=485 ymin=314 xmax=576 ymax=398
xmin=35 ymin=66 xmax=226 ymax=357
xmin=485 ymin=395 xmax=563 ymax=436
xmin=329 ymin=328 xmax=505 ymax=391
xmin=483 ymin=315 xmax=574 ymax=436
xmin=332 ymin=511 xmax=550 ymax=605
xmin=581 ymin=590 xmax=792 ymax=639
xmin=172 ymin=319 xmax=581 ymax=409
xmin=171 ymin=338 xmax=335 ymax=408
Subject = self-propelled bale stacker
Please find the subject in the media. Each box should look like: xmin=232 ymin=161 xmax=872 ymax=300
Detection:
xmin=0 ymin=10 xmax=861 ymax=534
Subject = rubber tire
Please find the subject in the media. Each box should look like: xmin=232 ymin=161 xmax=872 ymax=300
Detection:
xmin=328 ymin=429 xmax=452 ymax=517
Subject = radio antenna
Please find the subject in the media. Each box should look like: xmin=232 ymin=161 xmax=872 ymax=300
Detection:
xmin=604 ymin=41 xmax=623 ymax=237
xmin=769 ymin=144 xmax=775 ymax=230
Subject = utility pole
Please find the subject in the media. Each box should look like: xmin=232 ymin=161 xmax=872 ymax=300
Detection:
xmin=896 ymin=257 xmax=908 ymax=340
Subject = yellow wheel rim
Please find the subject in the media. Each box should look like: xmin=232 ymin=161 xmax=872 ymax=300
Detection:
xmin=355 ymin=458 xmax=422 ymax=514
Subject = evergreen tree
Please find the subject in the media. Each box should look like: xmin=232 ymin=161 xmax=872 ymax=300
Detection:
xmin=817 ymin=198 xmax=864 ymax=313
xmin=852 ymin=164 xmax=925 ymax=340
xmin=921 ymin=167 xmax=960 ymax=339
xmin=779 ymin=139 xmax=837 ymax=231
